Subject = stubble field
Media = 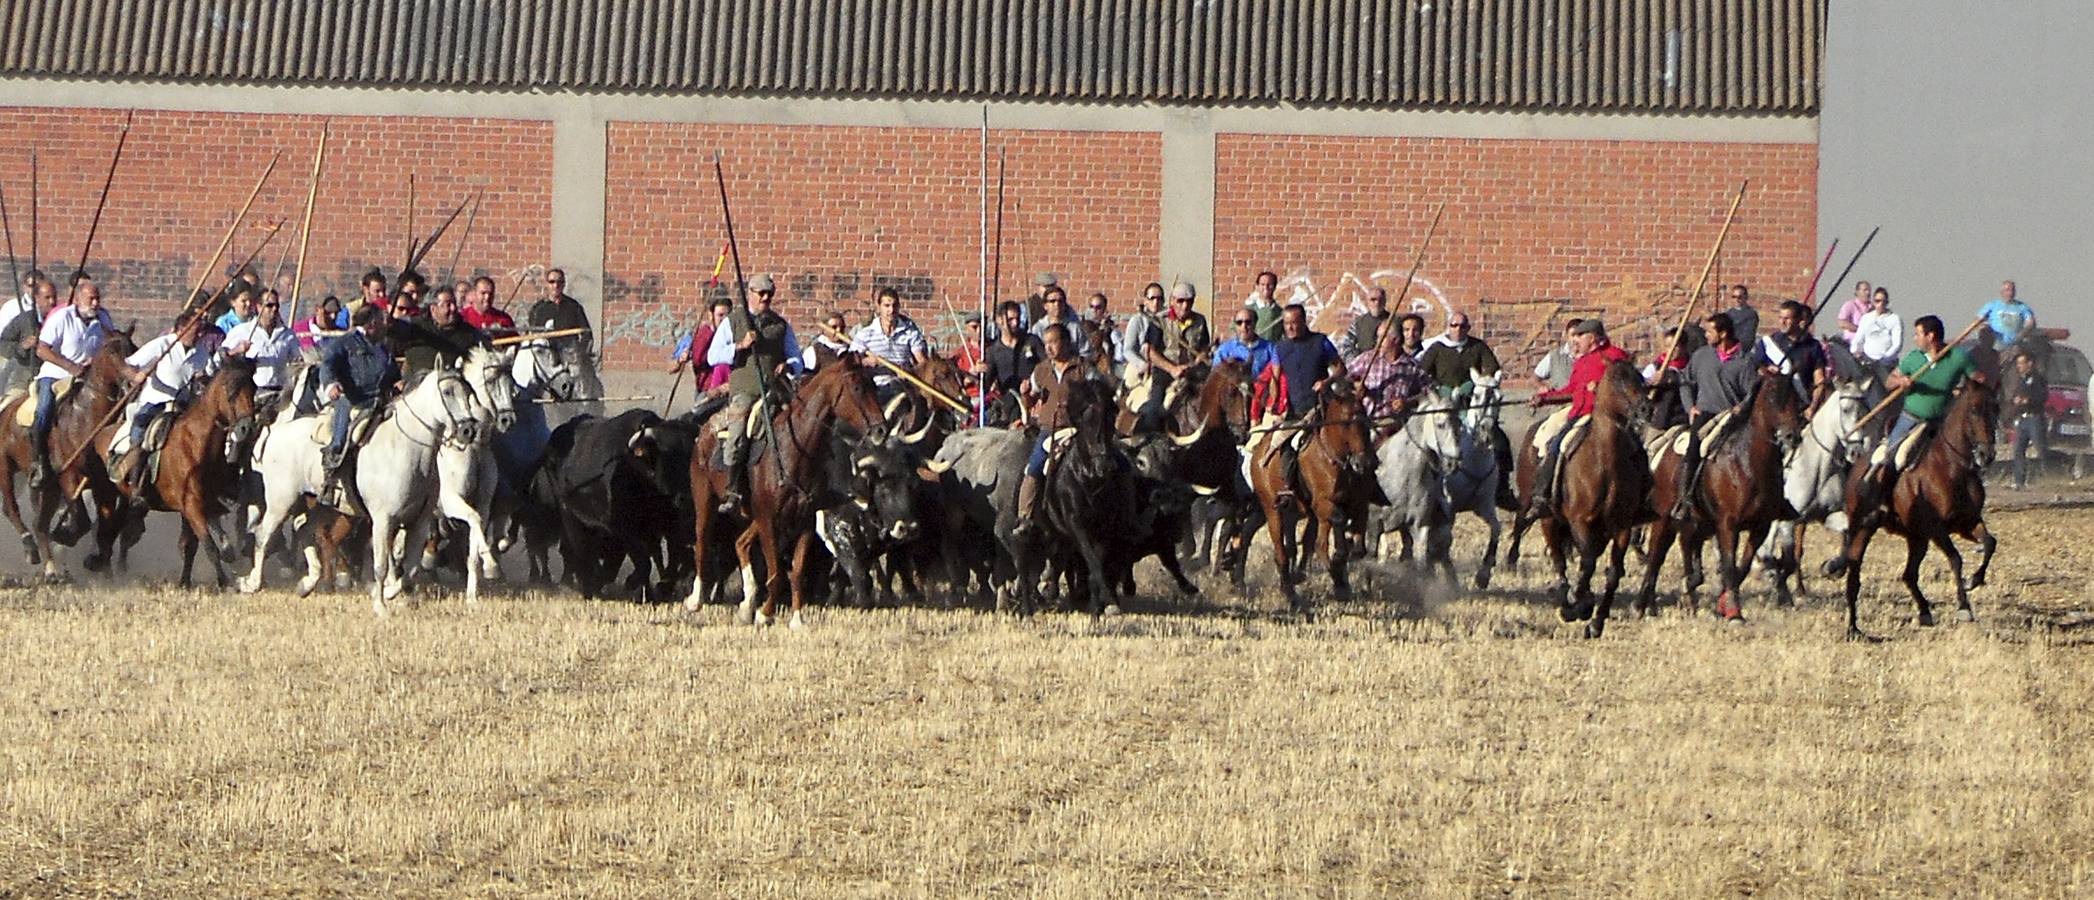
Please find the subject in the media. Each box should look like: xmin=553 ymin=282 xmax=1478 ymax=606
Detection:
xmin=2 ymin=501 xmax=2093 ymax=896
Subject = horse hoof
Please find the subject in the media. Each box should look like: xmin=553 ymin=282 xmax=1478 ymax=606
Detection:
xmin=295 ymin=576 xmax=318 ymax=598
xmin=1584 ymin=621 xmax=1605 ymax=639
xmin=755 ymin=611 xmax=774 ymax=627
xmin=82 ymin=554 xmax=108 ymax=574
xmin=788 ymin=611 xmax=805 ymax=630
xmin=735 ymin=600 xmax=755 ymax=625
xmin=1916 ymin=611 xmax=1936 ymax=628
xmin=1953 ymin=608 xmax=1975 ymax=624
xmin=1820 ymin=558 xmax=1847 ymax=578
xmin=1474 ymin=571 xmax=1492 ymax=591
xmin=1843 ymin=628 xmax=1879 ymax=643
xmin=1102 ymin=603 xmax=1123 ymax=617
xmin=371 ymin=597 xmax=390 ymax=618
xmin=1558 ymin=604 xmax=1579 ymax=623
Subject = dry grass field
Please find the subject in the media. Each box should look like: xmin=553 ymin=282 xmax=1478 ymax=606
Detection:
xmin=3 ymin=502 xmax=2094 ymax=896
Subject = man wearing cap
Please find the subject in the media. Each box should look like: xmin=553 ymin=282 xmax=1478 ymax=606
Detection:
xmin=1523 ymin=318 xmax=1630 ymax=518
xmin=1021 ymin=272 xmax=1059 ymax=332
xmin=852 ymin=286 xmax=929 ymax=397
xmin=706 ymin=274 xmax=802 ymax=513
xmin=1135 ymin=282 xmax=1211 ymax=431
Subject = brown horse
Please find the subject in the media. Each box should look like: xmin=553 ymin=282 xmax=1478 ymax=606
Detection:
xmin=682 ymin=355 xmax=887 ymax=628
xmin=1633 ymin=371 xmax=1807 ymax=626
xmin=1247 ymin=382 xmax=1374 ymax=617
xmin=1511 ymin=361 xmax=1652 ymax=636
xmin=0 ymin=329 xmax=137 ymax=577
xmin=1836 ymin=379 xmax=1999 ymax=639
xmin=90 ymin=358 xmax=260 ymax=587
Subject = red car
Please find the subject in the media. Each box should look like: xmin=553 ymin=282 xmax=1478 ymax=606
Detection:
xmin=2043 ymin=339 xmax=2091 ymax=451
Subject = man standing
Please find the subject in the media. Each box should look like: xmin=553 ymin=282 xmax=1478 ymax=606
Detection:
xmin=528 ymin=267 xmax=600 ymax=399
xmin=1247 ymin=271 xmax=1285 ymax=342
xmin=110 ymin=310 xmax=215 ymax=488
xmin=852 ymin=286 xmax=929 ymax=396
xmin=1977 ymin=280 xmax=2036 ymax=350
xmin=461 ymin=275 xmax=516 ymax=334
xmin=2003 ymin=350 xmax=2048 ymax=490
xmin=1417 ymin=312 xmax=1502 ymax=402
xmin=981 ymin=301 xmax=1044 ymax=413
xmin=1120 ymin=283 xmax=1167 ymax=379
xmin=1343 ymin=288 xmax=1392 ymax=362
xmin=221 ymin=287 xmax=299 ymax=408
xmin=1533 ymin=318 xmax=1584 ymax=391
xmin=1722 ymin=284 xmax=1760 ymax=341
xmin=707 ymin=274 xmax=801 ymax=513
xmin=1853 ymin=288 xmax=1903 ymax=375
xmin=1852 ymin=315 xmax=1981 ymax=525
xmin=27 ymin=277 xmax=117 ymax=488
xmin=1524 ymin=319 xmax=1631 ymax=518
xmin=1836 ymin=281 xmax=1874 ymax=349
xmin=1756 ymin=299 xmax=1830 ymax=401
xmin=319 ymin=304 xmax=402 ymax=478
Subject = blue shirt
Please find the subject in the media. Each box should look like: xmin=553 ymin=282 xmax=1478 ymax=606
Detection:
xmin=1211 ymin=336 xmax=1278 ymax=376
xmin=1976 ymin=299 xmax=2036 ymax=347
xmin=216 ymin=310 xmax=250 ymax=333
xmin=1272 ymin=333 xmax=1339 ymax=415
xmin=320 ymin=329 xmax=401 ymax=406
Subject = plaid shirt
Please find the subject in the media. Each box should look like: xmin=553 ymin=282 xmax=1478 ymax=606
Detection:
xmin=1347 ymin=348 xmax=1428 ymax=420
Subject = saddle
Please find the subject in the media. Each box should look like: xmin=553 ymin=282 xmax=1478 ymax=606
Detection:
xmin=12 ymin=376 xmax=75 ymax=428
xmin=111 ymin=405 xmax=182 ymax=487
xmin=1120 ymin=370 xmax=1157 ymax=414
xmin=309 ymin=405 xmax=388 ymax=450
xmin=1643 ymin=406 xmax=1743 ymax=472
xmin=1868 ymin=421 xmax=1934 ymax=472
xmin=1528 ymin=411 xmax=1593 ymax=505
xmin=1040 ymin=426 xmax=1080 ymax=479
xmin=709 ymin=396 xmax=774 ymax=468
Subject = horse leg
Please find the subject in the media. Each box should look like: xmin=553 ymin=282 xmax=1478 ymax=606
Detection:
xmin=29 ymin=483 xmax=61 ymax=579
xmin=0 ymin=473 xmax=38 ymax=566
xmin=1902 ymin=532 xmax=1934 ymax=627
xmin=682 ymin=492 xmax=718 ymax=613
xmin=1566 ymin=530 xmax=1601 ymax=623
xmin=1841 ymin=526 xmax=1878 ymax=640
xmin=1634 ymin=517 xmax=1676 ymax=618
xmin=1074 ymin=531 xmax=1116 ymax=618
xmin=1712 ymin=523 xmax=1745 ymax=622
xmin=436 ymin=486 xmax=490 ymax=606
xmin=787 ymin=531 xmax=814 ymax=629
xmin=1930 ymin=532 xmax=1975 ymax=624
xmin=1588 ymin=532 xmax=1633 ymax=639
xmin=181 ymin=494 xmax=234 ymax=589
xmin=1261 ymin=498 xmax=1301 ymax=615
xmin=1319 ymin=503 xmax=1354 ymax=603
xmin=1473 ymin=506 xmax=1502 ymax=591
xmin=1541 ymin=519 xmax=1570 ymax=610
xmin=1963 ymin=521 xmax=1998 ymax=592
xmin=754 ymin=521 xmax=784 ymax=627
xmin=369 ymin=512 xmax=396 ymax=617
xmin=176 ymin=519 xmax=200 ymax=589
xmin=732 ymin=523 xmax=761 ymax=624
xmin=242 ymin=489 xmax=296 ymax=594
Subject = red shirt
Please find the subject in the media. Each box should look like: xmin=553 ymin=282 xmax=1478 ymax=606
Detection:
xmin=1537 ymin=340 xmax=1632 ymax=418
xmin=462 ymin=305 xmax=516 ymax=333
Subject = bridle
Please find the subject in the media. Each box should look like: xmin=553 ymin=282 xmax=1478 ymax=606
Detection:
xmin=393 ymin=370 xmax=479 ymax=451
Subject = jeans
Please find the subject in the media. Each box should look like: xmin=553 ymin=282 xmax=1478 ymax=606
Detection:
xmin=1136 ymin=369 xmax=1174 ymax=433
xmin=1885 ymin=411 xmax=1926 ymax=457
xmin=327 ymin=397 xmax=363 ymax=455
xmin=31 ymin=377 xmax=58 ymax=445
xmin=1026 ymin=435 xmax=1050 ymax=477
xmin=128 ymin=401 xmax=166 ymax=451
xmin=2011 ymin=414 xmax=2045 ymax=486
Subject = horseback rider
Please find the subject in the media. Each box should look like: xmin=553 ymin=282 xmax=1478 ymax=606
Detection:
xmin=851 ymin=286 xmax=928 ymax=400
xmin=1756 ymin=299 xmax=1830 ymax=403
xmin=109 ymin=310 xmax=215 ymax=489
xmin=220 ymin=288 xmax=298 ymax=411
xmin=1119 ymin=282 xmax=1167 ymax=380
xmin=1341 ymin=287 xmax=1392 ymax=362
xmin=1669 ymin=312 xmax=1761 ymax=519
xmin=527 ymin=267 xmax=602 ymax=399
xmin=28 ymin=277 xmax=117 ymax=488
xmin=979 ymin=301 xmax=1044 ymax=423
xmin=1135 ymin=282 xmax=1212 ymax=432
xmin=1524 ymin=318 xmax=1630 ymax=518
xmin=1419 ymin=310 xmax=1515 ymax=506
xmin=1013 ymin=323 xmax=1101 ymax=536
xmin=1249 ymin=304 xmax=1343 ymax=507
xmin=1851 ymin=314 xmax=1982 ymax=526
xmin=319 ymin=303 xmax=403 ymax=479
xmin=1345 ymin=314 xmax=1428 ymax=435
xmin=709 ymin=274 xmax=801 ymax=514
xmin=1 ymin=276 xmax=58 ymax=396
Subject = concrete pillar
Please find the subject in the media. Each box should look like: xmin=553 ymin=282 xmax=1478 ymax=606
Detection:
xmin=550 ymin=100 xmax=608 ymax=330
xmin=1158 ymin=110 xmax=1217 ymax=319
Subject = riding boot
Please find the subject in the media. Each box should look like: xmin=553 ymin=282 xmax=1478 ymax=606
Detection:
xmin=1526 ymin=454 xmax=1557 ymax=519
xmin=1669 ymin=441 xmax=1699 ymax=522
xmin=1013 ymin=474 xmax=1043 ymax=538
xmin=717 ymin=462 xmax=747 ymax=515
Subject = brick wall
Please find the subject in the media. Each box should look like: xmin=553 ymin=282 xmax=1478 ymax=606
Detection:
xmin=0 ymin=107 xmax=552 ymax=327
xmin=1214 ymin=135 xmax=1818 ymax=372
xmin=600 ymin=123 xmax=1163 ymax=370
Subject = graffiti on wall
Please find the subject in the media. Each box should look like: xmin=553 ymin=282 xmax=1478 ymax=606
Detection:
xmin=602 ymin=270 xmax=944 ymax=349
xmin=1243 ymin=265 xmax=1453 ymax=337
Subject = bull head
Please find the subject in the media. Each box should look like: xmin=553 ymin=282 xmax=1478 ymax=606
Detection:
xmin=1170 ymin=421 xmax=1208 ymax=447
xmin=895 ymin=416 xmax=934 ymax=446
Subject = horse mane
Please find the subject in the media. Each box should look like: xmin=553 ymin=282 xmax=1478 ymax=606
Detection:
xmin=1948 ymin=374 xmax=1999 ymax=432
xmin=1590 ymin=360 xmax=1645 ymax=423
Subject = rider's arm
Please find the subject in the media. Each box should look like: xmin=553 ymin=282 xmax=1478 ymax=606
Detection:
xmin=780 ymin=325 xmax=804 ymax=376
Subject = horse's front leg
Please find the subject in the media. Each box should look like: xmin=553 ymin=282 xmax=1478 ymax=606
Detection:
xmin=1963 ymin=520 xmax=1998 ymax=592
xmin=1634 ymin=516 xmax=1676 ymax=618
xmin=1587 ymin=531 xmax=1633 ymax=638
xmin=369 ymin=513 xmax=396 ymax=617
xmin=787 ymin=530 xmax=814 ymax=630
xmin=436 ymin=483 xmax=491 ymax=606
xmin=1711 ymin=522 xmax=1745 ymax=622
xmin=754 ymin=520 xmax=784 ymax=627
xmin=1072 ymin=531 xmax=1115 ymax=618
xmin=180 ymin=495 xmax=234 ymax=589
xmin=1473 ymin=505 xmax=1502 ymax=591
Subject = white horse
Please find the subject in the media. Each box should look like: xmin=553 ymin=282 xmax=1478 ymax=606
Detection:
xmin=1757 ymin=377 xmax=1871 ymax=604
xmin=240 ymin=364 xmax=485 ymax=614
xmin=1371 ymin=392 xmax=1464 ymax=582
xmin=426 ymin=345 xmax=520 ymax=603
xmin=1445 ymin=369 xmax=1507 ymax=589
xmin=488 ymin=338 xmax=577 ymax=575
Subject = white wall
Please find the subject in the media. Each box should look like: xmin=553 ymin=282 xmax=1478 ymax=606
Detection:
xmin=1819 ymin=1 xmax=2094 ymax=339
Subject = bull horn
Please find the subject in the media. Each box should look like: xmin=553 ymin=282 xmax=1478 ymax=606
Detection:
xmin=1169 ymin=422 xmax=1208 ymax=447
xmin=1191 ymin=484 xmax=1220 ymax=496
xmin=922 ymin=458 xmax=955 ymax=474
xmin=882 ymin=393 xmax=908 ymax=421
xmin=627 ymin=428 xmax=649 ymax=450
xmin=855 ymin=455 xmax=878 ymax=471
xmin=896 ymin=416 xmax=934 ymax=445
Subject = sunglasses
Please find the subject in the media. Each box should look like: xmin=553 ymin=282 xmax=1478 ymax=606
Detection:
xmin=261 ymin=303 xmax=280 ymax=309
xmin=1234 ymin=319 xmax=1254 ymax=326
xmin=1089 ymin=304 xmax=1107 ymax=311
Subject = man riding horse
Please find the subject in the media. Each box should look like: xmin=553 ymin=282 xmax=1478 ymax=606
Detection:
xmin=320 ymin=303 xmax=403 ymax=482
xmin=1850 ymin=314 xmax=1983 ymax=529
xmin=28 ymin=277 xmax=118 ymax=489
xmin=1524 ymin=318 xmax=1630 ymax=519
xmin=1014 ymin=323 xmax=1106 ymax=537
xmin=1249 ymin=304 xmax=1344 ymax=507
xmin=711 ymin=274 xmax=801 ymax=514
xmin=108 ymin=309 xmax=216 ymax=490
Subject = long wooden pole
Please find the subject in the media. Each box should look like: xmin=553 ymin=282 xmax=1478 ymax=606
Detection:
xmin=404 ymin=189 xmax=477 ymax=277
xmin=817 ymin=321 xmax=970 ymax=414
xmin=1799 ymin=238 xmax=1838 ymax=314
xmin=1388 ymin=202 xmax=1447 ymax=313
xmin=1654 ymin=180 xmax=1749 ymax=380
xmin=1806 ymin=225 xmax=1879 ymax=331
xmin=1847 ymin=316 xmax=1988 ymax=438
xmin=403 ymin=172 xmax=416 ymax=275
xmin=978 ymin=108 xmax=990 ymax=427
xmin=65 ymin=110 xmax=134 ymax=306
xmin=287 ymin=127 xmax=328 ymax=323
xmin=181 ymin=152 xmax=281 ymax=313
xmin=442 ymin=189 xmax=484 ymax=288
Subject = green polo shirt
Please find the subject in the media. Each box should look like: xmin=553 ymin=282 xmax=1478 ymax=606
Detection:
xmin=1897 ymin=346 xmax=1975 ymax=422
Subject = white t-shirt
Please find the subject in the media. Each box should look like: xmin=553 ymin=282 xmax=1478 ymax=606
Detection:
xmin=36 ymin=306 xmax=116 ymax=381
xmin=223 ymin=320 xmax=299 ymax=388
xmin=1854 ymin=310 xmax=1903 ymax=364
xmin=125 ymin=333 xmax=217 ymax=406
xmin=0 ymin=293 xmax=37 ymax=336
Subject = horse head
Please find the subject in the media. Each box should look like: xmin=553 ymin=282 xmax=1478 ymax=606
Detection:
xmin=1591 ymin=360 xmax=1648 ymax=427
xmin=1406 ymin=391 xmax=1466 ymax=477
xmin=207 ymin=356 xmax=261 ymax=463
xmin=1463 ymin=367 xmax=1503 ymax=434
xmin=1753 ymin=369 xmax=1809 ymax=457
xmin=1314 ymin=379 xmax=1375 ymax=480
xmin=513 ymin=338 xmax=578 ymax=402
xmin=458 ymin=344 xmax=518 ymax=433
xmin=1195 ymin=358 xmax=1254 ymax=440
xmin=799 ymin=352 xmax=885 ymax=440
xmin=1819 ymin=377 xmax=1872 ymax=461
xmin=1949 ymin=376 xmax=2000 ymax=469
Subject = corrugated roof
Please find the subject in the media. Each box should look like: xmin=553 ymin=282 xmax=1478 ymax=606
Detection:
xmin=0 ymin=0 xmax=1823 ymax=115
